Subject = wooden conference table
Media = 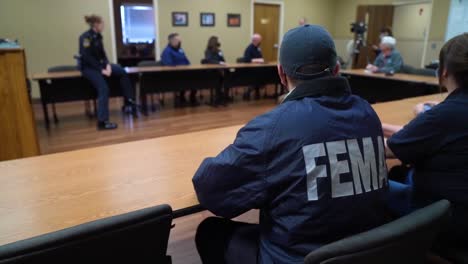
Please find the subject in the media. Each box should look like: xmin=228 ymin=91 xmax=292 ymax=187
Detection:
xmin=340 ymin=69 xmax=439 ymax=103
xmin=31 ymin=66 xmax=439 ymax=128
xmin=31 ymin=63 xmax=281 ymax=127
xmin=0 ymin=92 xmax=447 ymax=246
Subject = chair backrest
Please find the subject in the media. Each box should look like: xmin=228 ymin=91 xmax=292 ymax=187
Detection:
xmin=48 ymin=65 xmax=79 ymax=73
xmin=137 ymin=60 xmax=163 ymax=67
xmin=0 ymin=204 xmax=173 ymax=264
xmin=304 ymin=200 xmax=451 ymax=264
xmin=401 ymin=64 xmax=436 ymax=77
xmin=401 ymin=64 xmax=416 ymax=74
xmin=236 ymin=57 xmax=247 ymax=63
xmin=413 ymin=68 xmax=436 ymax=77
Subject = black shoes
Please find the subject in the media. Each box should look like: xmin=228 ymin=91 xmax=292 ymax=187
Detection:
xmin=97 ymin=121 xmax=118 ymax=130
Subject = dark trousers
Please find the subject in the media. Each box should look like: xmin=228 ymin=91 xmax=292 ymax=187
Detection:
xmin=81 ymin=64 xmax=134 ymax=122
xmin=195 ymin=217 xmax=259 ymax=264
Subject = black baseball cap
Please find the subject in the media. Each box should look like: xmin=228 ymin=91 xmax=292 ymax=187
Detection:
xmin=279 ymin=24 xmax=337 ymax=80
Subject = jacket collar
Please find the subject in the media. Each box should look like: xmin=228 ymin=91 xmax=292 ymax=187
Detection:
xmin=282 ymin=76 xmax=352 ymax=104
xmin=87 ymin=29 xmax=102 ymax=39
xmin=446 ymin=87 xmax=468 ymax=100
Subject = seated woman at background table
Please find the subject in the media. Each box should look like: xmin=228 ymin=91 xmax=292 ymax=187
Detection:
xmin=383 ymin=33 xmax=468 ymax=257
xmin=203 ymin=36 xmax=227 ymax=106
xmin=204 ymin=36 xmax=225 ymax=64
xmin=366 ymin=36 xmax=403 ymax=74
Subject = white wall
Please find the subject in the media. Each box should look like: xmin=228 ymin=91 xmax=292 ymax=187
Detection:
xmin=445 ymin=0 xmax=468 ymax=41
xmin=393 ymin=2 xmax=432 ymax=67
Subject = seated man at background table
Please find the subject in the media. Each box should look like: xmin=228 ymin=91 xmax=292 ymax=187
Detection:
xmin=243 ymin=34 xmax=265 ymax=100
xmin=366 ymin=36 xmax=403 ymax=74
xmin=243 ymin=33 xmax=265 ymax=64
xmin=193 ymin=25 xmax=389 ymax=264
xmin=161 ymin=33 xmax=198 ymax=106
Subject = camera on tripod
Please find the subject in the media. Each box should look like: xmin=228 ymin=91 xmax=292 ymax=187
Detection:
xmin=350 ymin=22 xmax=367 ymax=35
xmin=349 ymin=21 xmax=368 ymax=59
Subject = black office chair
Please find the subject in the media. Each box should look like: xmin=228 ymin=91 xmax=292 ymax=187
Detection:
xmin=137 ymin=60 xmax=163 ymax=67
xmin=401 ymin=64 xmax=436 ymax=77
xmin=304 ymin=200 xmax=451 ymax=264
xmin=236 ymin=57 xmax=247 ymax=63
xmin=137 ymin=60 xmax=165 ymax=111
xmin=0 ymin=204 xmax=173 ymax=264
xmin=413 ymin=68 xmax=437 ymax=77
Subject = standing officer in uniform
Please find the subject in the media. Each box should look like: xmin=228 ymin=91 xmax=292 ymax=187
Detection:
xmin=193 ymin=25 xmax=389 ymax=264
xmin=161 ymin=33 xmax=198 ymax=106
xmin=79 ymin=15 xmax=136 ymax=130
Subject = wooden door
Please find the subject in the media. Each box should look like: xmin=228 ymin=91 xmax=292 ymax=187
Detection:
xmin=353 ymin=5 xmax=394 ymax=68
xmin=254 ymin=3 xmax=280 ymax=62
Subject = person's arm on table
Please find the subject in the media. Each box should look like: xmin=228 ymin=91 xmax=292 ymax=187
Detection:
xmin=378 ymin=54 xmax=403 ymax=74
xmin=413 ymin=101 xmax=439 ymax=116
xmin=252 ymin=58 xmax=265 ymax=64
xmin=366 ymin=54 xmax=384 ymax=73
xmin=192 ymin=115 xmax=271 ymax=219
xmin=386 ymin=109 xmax=444 ymax=165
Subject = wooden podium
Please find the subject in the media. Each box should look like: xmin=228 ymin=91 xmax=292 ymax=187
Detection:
xmin=0 ymin=48 xmax=40 ymax=161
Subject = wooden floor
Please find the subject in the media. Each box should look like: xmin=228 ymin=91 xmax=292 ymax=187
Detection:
xmin=34 ymin=91 xmax=277 ymax=154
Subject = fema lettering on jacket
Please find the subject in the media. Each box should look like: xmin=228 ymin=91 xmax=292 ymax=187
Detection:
xmin=303 ymin=136 xmax=387 ymax=201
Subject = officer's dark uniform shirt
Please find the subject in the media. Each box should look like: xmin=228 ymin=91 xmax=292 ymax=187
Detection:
xmin=79 ymin=29 xmax=109 ymax=70
xmin=204 ymin=49 xmax=225 ymax=64
xmin=244 ymin=43 xmax=263 ymax=62
xmin=193 ymin=76 xmax=389 ymax=263
xmin=388 ymin=88 xmax=468 ymax=243
xmin=161 ymin=45 xmax=190 ymax=66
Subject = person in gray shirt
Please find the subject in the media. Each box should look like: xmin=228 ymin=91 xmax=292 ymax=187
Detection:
xmin=366 ymin=36 xmax=403 ymax=74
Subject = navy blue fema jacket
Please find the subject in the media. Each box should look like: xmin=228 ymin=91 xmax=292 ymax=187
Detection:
xmin=160 ymin=45 xmax=190 ymax=66
xmin=193 ymin=76 xmax=389 ymax=263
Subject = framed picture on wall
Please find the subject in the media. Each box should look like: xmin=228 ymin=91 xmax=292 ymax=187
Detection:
xmin=172 ymin=12 xmax=188 ymax=27
xmin=200 ymin=12 xmax=215 ymax=27
xmin=227 ymin=13 xmax=241 ymax=27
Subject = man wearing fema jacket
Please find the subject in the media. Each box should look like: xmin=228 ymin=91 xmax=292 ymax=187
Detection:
xmin=193 ymin=25 xmax=389 ymax=264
